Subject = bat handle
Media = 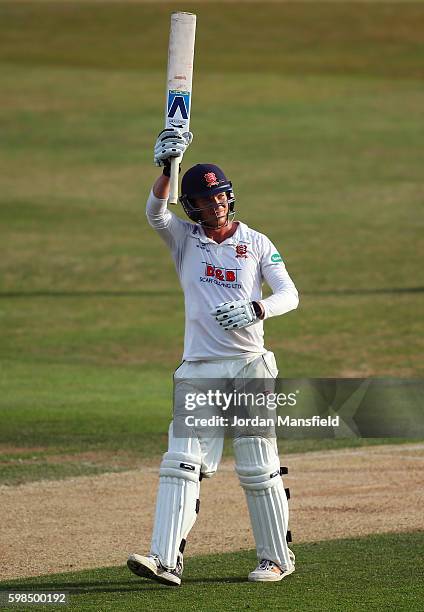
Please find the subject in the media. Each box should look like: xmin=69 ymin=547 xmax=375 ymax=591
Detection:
xmin=168 ymin=156 xmax=182 ymax=205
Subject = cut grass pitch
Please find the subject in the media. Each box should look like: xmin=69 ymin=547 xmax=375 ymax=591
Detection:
xmin=1 ymin=532 xmax=423 ymax=611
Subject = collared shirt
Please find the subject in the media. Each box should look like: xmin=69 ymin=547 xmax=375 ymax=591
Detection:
xmin=146 ymin=190 xmax=299 ymax=361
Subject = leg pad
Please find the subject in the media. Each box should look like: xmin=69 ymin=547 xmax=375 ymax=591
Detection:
xmin=234 ymin=437 xmax=293 ymax=570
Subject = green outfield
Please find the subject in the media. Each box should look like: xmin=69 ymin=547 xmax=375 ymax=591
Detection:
xmin=1 ymin=2 xmax=423 ymax=608
xmin=1 ymin=532 xmax=423 ymax=611
xmin=1 ymin=1 xmax=423 ymax=481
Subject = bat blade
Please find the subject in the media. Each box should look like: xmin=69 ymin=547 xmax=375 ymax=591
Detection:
xmin=165 ymin=12 xmax=196 ymax=205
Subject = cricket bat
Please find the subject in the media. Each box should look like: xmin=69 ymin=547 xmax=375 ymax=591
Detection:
xmin=165 ymin=12 xmax=196 ymax=205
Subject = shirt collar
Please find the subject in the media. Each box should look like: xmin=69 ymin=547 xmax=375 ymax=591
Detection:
xmin=189 ymin=221 xmax=251 ymax=245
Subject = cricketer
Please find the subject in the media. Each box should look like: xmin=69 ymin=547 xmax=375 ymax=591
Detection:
xmin=127 ymin=129 xmax=299 ymax=585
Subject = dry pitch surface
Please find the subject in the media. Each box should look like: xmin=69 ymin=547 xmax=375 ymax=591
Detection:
xmin=1 ymin=443 xmax=423 ymax=579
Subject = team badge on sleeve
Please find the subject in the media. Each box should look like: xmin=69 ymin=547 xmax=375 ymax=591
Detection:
xmin=271 ymin=253 xmax=283 ymax=263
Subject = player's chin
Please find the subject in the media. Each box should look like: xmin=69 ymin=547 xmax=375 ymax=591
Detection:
xmin=216 ymin=214 xmax=228 ymax=226
xmin=204 ymin=217 xmax=226 ymax=229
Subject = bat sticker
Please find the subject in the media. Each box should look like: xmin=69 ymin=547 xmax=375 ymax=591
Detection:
xmin=167 ymin=90 xmax=190 ymax=128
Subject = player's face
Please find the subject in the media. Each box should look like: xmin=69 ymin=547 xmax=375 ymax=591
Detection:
xmin=194 ymin=192 xmax=229 ymax=228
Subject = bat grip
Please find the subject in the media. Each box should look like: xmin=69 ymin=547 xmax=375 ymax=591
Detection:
xmin=168 ymin=156 xmax=181 ymax=205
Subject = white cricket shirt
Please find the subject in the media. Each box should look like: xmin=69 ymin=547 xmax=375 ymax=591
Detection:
xmin=146 ymin=191 xmax=299 ymax=361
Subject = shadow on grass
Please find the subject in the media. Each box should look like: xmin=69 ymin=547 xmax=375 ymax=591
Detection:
xmin=0 ymin=290 xmax=177 ymax=299
xmin=0 ymin=286 xmax=423 ymax=299
xmin=0 ymin=575 xmax=247 ymax=594
xmin=305 ymin=286 xmax=424 ymax=296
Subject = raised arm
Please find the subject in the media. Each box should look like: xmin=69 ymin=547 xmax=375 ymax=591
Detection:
xmin=146 ymin=129 xmax=193 ymax=251
xmin=152 ymin=173 xmax=170 ymax=200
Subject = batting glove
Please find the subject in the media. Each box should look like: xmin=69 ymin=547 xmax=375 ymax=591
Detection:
xmin=154 ymin=128 xmax=193 ymax=167
xmin=212 ymin=299 xmax=262 ymax=330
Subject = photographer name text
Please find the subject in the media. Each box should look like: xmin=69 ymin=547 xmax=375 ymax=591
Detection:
xmin=185 ymin=415 xmax=340 ymax=428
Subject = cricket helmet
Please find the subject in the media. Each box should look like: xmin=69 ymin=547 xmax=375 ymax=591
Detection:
xmin=179 ymin=163 xmax=236 ymax=225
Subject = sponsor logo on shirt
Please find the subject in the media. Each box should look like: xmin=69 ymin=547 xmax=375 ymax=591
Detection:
xmin=200 ymin=262 xmax=242 ymax=289
xmin=271 ymin=252 xmax=283 ymax=263
xmin=204 ymin=263 xmax=238 ymax=282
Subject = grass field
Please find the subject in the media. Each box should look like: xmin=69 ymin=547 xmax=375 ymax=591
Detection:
xmin=1 ymin=2 xmax=423 ymax=608
xmin=1 ymin=532 xmax=423 ymax=611
xmin=1 ymin=2 xmax=423 ymax=479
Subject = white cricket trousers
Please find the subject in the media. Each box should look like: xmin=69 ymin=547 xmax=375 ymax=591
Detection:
xmin=149 ymin=351 xmax=293 ymax=571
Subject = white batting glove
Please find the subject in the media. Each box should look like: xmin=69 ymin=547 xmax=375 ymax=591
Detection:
xmin=211 ymin=299 xmax=260 ymax=330
xmin=154 ymin=128 xmax=193 ymax=167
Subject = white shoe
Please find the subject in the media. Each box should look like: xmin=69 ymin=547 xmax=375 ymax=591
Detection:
xmin=248 ymin=558 xmax=295 ymax=582
xmin=127 ymin=553 xmax=183 ymax=586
